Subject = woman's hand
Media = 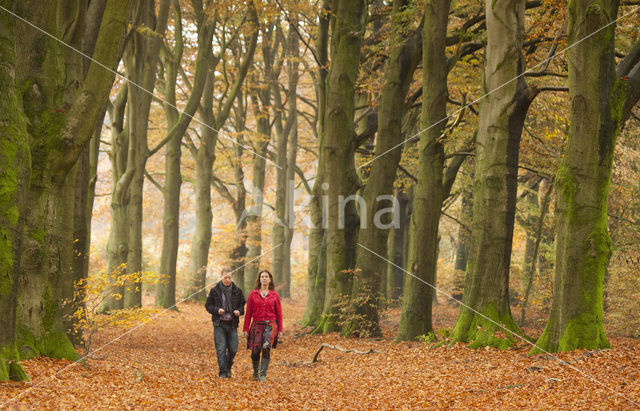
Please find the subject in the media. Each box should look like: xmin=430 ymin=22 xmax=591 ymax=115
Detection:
xmin=243 ymin=331 xmax=248 ymax=338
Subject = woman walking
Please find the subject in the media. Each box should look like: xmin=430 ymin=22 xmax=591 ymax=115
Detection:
xmin=243 ymin=270 xmax=283 ymax=381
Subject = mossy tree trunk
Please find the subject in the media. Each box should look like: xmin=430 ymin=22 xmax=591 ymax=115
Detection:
xmin=0 ymin=3 xmax=30 ymax=380
xmin=348 ymin=0 xmax=422 ymax=337
xmin=532 ymin=0 xmax=623 ymax=353
xmin=156 ymin=1 xmax=214 ymax=308
xmin=318 ymin=0 xmax=367 ymax=334
xmin=301 ymin=0 xmax=330 ymax=327
xmin=395 ymin=0 xmax=451 ymax=342
xmin=10 ymin=0 xmax=130 ymax=359
xmin=451 ymin=0 xmax=536 ymax=348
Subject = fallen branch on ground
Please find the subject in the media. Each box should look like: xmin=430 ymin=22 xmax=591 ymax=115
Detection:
xmin=274 ymin=343 xmax=384 ymax=368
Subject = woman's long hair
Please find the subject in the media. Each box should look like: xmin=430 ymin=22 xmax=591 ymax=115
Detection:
xmin=253 ymin=269 xmax=275 ymax=290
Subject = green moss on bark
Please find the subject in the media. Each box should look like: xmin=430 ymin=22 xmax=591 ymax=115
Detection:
xmin=0 ymin=345 xmax=28 ymax=382
xmin=452 ymin=303 xmax=520 ymax=349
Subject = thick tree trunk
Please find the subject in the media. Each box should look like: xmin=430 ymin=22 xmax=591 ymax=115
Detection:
xmin=0 ymin=6 xmax=30 ymax=380
xmin=349 ymin=0 xmax=422 ymax=337
xmin=532 ymin=0 xmax=622 ymax=353
xmin=302 ymin=0 xmax=330 ymax=328
xmin=12 ymin=0 xmax=129 ymax=359
xmin=318 ymin=0 xmax=367 ymax=334
xmin=396 ymin=0 xmax=450 ymax=341
xmin=452 ymin=0 xmax=535 ymax=348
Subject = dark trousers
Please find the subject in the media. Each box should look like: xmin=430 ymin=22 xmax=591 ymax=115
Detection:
xmin=214 ymin=322 xmax=238 ymax=376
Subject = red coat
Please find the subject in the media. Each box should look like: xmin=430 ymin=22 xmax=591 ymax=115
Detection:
xmin=243 ymin=289 xmax=283 ymax=333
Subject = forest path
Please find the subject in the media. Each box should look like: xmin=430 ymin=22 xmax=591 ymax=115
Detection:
xmin=1 ymin=298 xmax=639 ymax=409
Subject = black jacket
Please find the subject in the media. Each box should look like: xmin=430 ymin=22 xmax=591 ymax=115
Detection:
xmin=204 ymin=282 xmax=246 ymax=327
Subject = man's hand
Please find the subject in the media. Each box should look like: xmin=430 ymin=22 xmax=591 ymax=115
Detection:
xmin=218 ymin=308 xmax=224 ymax=315
xmin=233 ymin=310 xmax=240 ymax=317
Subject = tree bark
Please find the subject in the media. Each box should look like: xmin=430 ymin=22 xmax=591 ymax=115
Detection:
xmin=104 ymin=83 xmax=129 ymax=312
xmin=301 ymin=0 xmax=330 ymax=328
xmin=451 ymin=0 xmax=536 ymax=348
xmin=12 ymin=0 xmax=130 ymax=359
xmin=386 ymin=190 xmax=408 ymax=300
xmin=396 ymin=0 xmax=451 ymax=341
xmin=186 ymin=3 xmax=258 ymax=300
xmin=318 ymin=0 xmax=367 ymax=333
xmin=349 ymin=0 xmax=422 ymax=337
xmin=245 ymin=19 xmax=278 ymax=293
xmin=156 ymin=1 xmax=214 ymax=308
xmin=532 ymin=0 xmax=622 ymax=353
xmin=0 ymin=4 xmax=30 ymax=380
xmin=122 ymin=0 xmax=170 ymax=309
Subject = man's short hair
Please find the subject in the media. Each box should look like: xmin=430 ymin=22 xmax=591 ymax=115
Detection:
xmin=220 ymin=267 xmax=233 ymax=276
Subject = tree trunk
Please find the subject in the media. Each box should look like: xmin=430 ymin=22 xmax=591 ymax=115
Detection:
xmin=532 ymin=0 xmax=622 ymax=353
xmin=318 ymin=0 xmax=367 ymax=334
xmin=349 ymin=0 xmax=422 ymax=337
xmin=452 ymin=180 xmax=472 ymax=298
xmin=104 ymin=83 xmax=129 ymax=312
xmin=12 ymin=0 xmax=130 ymax=359
xmin=281 ymin=18 xmax=301 ymax=298
xmin=386 ymin=190 xmax=408 ymax=300
xmin=452 ymin=0 xmax=535 ymax=348
xmin=302 ymin=0 xmax=331 ymax=328
xmin=0 ymin=5 xmax=30 ymax=379
xmin=245 ymin=20 xmax=277 ymax=293
xmin=186 ymin=5 xmax=258 ymax=301
xmin=396 ymin=0 xmax=450 ymax=341
xmin=156 ymin=3 xmax=213 ymax=308
xmin=122 ymin=0 xmax=170 ymax=309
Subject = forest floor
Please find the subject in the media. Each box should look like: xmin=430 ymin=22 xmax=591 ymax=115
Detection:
xmin=1 ymin=297 xmax=639 ymax=410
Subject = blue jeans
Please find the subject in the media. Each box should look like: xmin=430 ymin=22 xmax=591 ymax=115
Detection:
xmin=214 ymin=322 xmax=238 ymax=376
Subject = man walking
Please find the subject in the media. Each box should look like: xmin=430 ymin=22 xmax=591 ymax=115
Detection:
xmin=205 ymin=267 xmax=245 ymax=378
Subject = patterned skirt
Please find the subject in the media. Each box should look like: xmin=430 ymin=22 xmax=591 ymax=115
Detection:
xmin=247 ymin=320 xmax=278 ymax=351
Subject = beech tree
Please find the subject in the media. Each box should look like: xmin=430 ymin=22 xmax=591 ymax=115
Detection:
xmin=451 ymin=0 xmax=538 ymax=348
xmin=0 ymin=0 xmax=130 ymax=378
xmin=317 ymin=0 xmax=367 ymax=333
xmin=533 ymin=0 xmax=640 ymax=353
